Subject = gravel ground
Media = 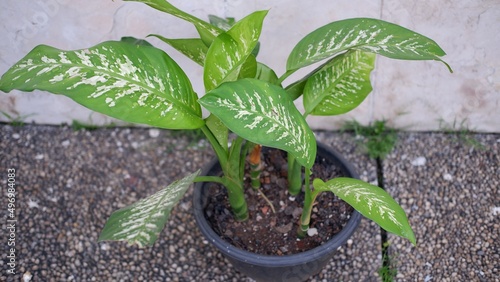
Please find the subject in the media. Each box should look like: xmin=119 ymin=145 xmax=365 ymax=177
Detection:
xmin=0 ymin=125 xmax=381 ymax=282
xmin=384 ymin=133 xmax=499 ymax=282
xmin=2 ymin=125 xmax=497 ymax=281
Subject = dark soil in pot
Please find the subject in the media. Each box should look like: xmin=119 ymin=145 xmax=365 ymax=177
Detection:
xmin=204 ymin=146 xmax=355 ymax=256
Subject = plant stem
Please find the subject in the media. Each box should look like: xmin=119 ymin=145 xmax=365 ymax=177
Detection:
xmin=249 ymin=144 xmax=262 ymax=190
xmin=193 ymin=176 xmax=226 ymax=185
xmin=200 ymin=125 xmax=249 ymax=221
xmin=201 ymin=124 xmax=227 ymax=162
xmin=287 ymin=153 xmax=302 ymax=195
xmin=298 ymin=169 xmax=317 ymax=238
xmin=277 ymin=69 xmax=296 ymax=85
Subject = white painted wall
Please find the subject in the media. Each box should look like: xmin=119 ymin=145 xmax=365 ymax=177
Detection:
xmin=0 ymin=0 xmax=498 ymax=132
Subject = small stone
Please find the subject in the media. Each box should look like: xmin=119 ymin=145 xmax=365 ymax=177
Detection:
xmin=61 ymin=140 xmax=70 ymax=147
xmin=307 ymin=228 xmax=318 ymax=236
xmin=275 ymin=222 xmax=293 ymax=233
xmin=100 ymin=243 xmax=109 ymax=251
xmin=261 ymin=206 xmax=269 ymax=214
xmin=411 ymin=156 xmax=426 ymax=166
xmin=149 ymin=128 xmax=160 ymax=138
xmin=443 ymin=173 xmax=453 ymax=181
xmin=35 ymin=154 xmax=44 ymax=160
xmin=12 ymin=133 xmax=20 ymax=139
xmin=22 ymin=272 xmax=32 ymax=282
xmin=27 ymin=199 xmax=39 ymax=208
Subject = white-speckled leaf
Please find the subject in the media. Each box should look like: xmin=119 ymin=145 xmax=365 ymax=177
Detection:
xmin=314 ymin=177 xmax=416 ymax=245
xmin=199 ymin=78 xmax=316 ymax=168
xmin=151 ymin=35 xmax=208 ymax=66
xmin=0 ymin=41 xmax=203 ymax=129
xmin=304 ymin=50 xmax=376 ymax=116
xmin=287 ymin=18 xmax=447 ymax=71
xmin=204 ymin=10 xmax=267 ymax=91
xmin=98 ymin=171 xmax=200 ymax=247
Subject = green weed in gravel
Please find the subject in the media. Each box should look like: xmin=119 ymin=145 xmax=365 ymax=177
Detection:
xmin=438 ymin=118 xmax=487 ymax=150
xmin=342 ymin=120 xmax=398 ymax=159
xmin=1 ymin=111 xmax=33 ymax=126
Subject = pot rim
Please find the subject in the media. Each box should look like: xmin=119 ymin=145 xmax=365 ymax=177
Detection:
xmin=193 ymin=141 xmax=362 ymax=267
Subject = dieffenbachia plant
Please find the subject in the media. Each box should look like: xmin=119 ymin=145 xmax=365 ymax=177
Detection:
xmin=0 ymin=0 xmax=451 ymax=247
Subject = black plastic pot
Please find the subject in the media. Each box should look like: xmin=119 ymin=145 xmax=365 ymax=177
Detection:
xmin=193 ymin=142 xmax=361 ymax=282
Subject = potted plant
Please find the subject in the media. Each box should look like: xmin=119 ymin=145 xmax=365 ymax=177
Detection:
xmin=0 ymin=0 xmax=450 ymax=280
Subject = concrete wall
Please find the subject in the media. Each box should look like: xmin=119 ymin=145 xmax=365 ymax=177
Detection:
xmin=1 ymin=0 xmax=498 ymax=132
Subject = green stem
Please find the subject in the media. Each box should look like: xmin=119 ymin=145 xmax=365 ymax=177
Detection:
xmin=200 ymin=125 xmax=248 ymax=221
xmin=250 ymin=163 xmax=262 ymax=190
xmin=224 ymin=178 xmax=249 ymax=221
xmin=277 ymin=69 xmax=297 ymax=85
xmin=194 ymin=176 xmax=226 ymax=185
xmin=201 ymin=124 xmax=227 ymax=163
xmin=298 ymin=168 xmax=318 ymax=238
xmin=287 ymin=153 xmax=302 ymax=195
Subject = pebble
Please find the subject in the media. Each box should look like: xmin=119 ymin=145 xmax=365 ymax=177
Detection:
xmin=307 ymin=228 xmax=318 ymax=236
xmin=149 ymin=128 xmax=160 ymax=138
xmin=443 ymin=173 xmax=453 ymax=181
xmin=411 ymin=156 xmax=426 ymax=166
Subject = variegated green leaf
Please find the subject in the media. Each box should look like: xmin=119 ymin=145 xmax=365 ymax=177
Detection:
xmin=208 ymin=15 xmax=235 ymax=31
xmin=151 ymin=35 xmax=208 ymax=66
xmin=98 ymin=171 xmax=200 ymax=247
xmin=199 ymin=78 xmax=316 ymax=168
xmin=287 ymin=18 xmax=448 ymax=71
xmin=125 ymin=0 xmax=222 ymax=44
xmin=0 ymin=41 xmax=203 ymax=129
xmin=203 ymin=10 xmax=268 ymax=91
xmin=207 ymin=14 xmax=261 ymax=57
xmin=285 ymin=57 xmax=337 ymax=101
xmin=314 ymin=177 xmax=416 ymax=245
xmin=304 ymin=50 xmax=376 ymax=116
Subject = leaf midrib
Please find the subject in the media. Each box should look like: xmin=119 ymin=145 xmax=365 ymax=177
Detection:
xmin=23 ymin=59 xmax=199 ymax=116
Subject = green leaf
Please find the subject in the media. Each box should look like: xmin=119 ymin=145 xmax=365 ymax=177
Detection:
xmin=98 ymin=170 xmax=200 ymax=247
xmin=304 ymin=50 xmax=376 ymax=116
xmin=287 ymin=18 xmax=448 ymax=71
xmin=203 ymin=10 xmax=268 ymax=91
xmin=208 ymin=15 xmax=261 ymax=56
xmin=284 ymin=56 xmax=337 ymax=101
xmin=125 ymin=0 xmax=222 ymax=44
xmin=239 ymin=54 xmax=258 ymax=79
xmin=314 ymin=178 xmax=416 ymax=245
xmin=120 ymin=36 xmax=153 ymax=47
xmin=205 ymin=114 xmax=228 ymax=152
xmin=255 ymin=62 xmax=279 ymax=85
xmin=208 ymin=15 xmax=236 ymax=31
xmin=151 ymin=35 xmax=208 ymax=66
xmin=199 ymin=78 xmax=316 ymax=168
xmin=285 ymin=79 xmax=308 ymax=101
xmin=0 ymin=41 xmax=203 ymax=129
